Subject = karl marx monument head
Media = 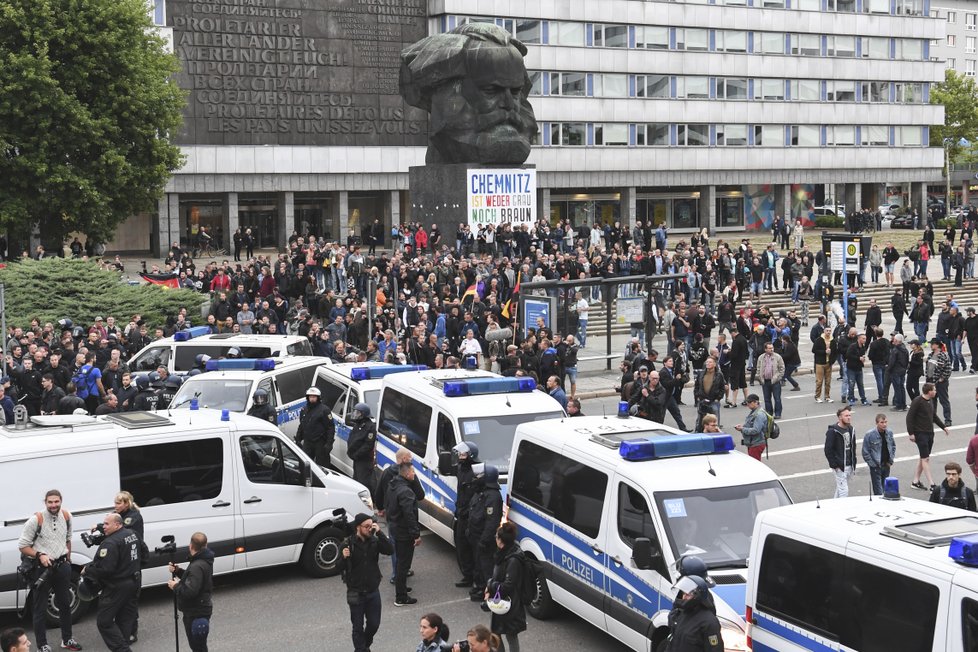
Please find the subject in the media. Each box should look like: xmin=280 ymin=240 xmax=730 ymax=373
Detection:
xmin=400 ymin=23 xmax=538 ymax=165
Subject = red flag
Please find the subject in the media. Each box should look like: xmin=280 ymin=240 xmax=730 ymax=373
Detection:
xmin=140 ymin=272 xmax=179 ymax=289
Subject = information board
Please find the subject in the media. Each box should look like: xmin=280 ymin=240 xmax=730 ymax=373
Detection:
xmin=830 ymin=240 xmax=861 ymax=272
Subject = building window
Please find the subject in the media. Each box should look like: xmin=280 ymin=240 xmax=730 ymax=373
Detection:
xmin=968 ymin=13 xmax=977 ymax=30
xmin=790 ymin=125 xmax=820 ymax=146
xmin=637 ymin=123 xmax=671 ymax=146
xmin=949 ymin=11 xmax=958 ymax=23
xmin=676 ymin=76 xmax=710 ymax=99
xmin=895 ymin=82 xmax=923 ymax=103
xmin=861 ymin=37 xmax=891 ymax=58
xmin=754 ymin=125 xmax=770 ymax=146
xmin=553 ymin=21 xmax=586 ymax=46
xmin=594 ymin=24 xmax=629 ymax=48
xmin=896 ymin=0 xmax=923 ymax=15
xmin=860 ymin=81 xmax=890 ymax=102
xmin=762 ymin=0 xmax=785 ymax=7
xmin=678 ymin=124 xmax=710 ymax=146
xmin=594 ymin=123 xmax=628 ymax=146
xmin=827 ymin=80 xmax=856 ymax=102
xmin=527 ymin=71 xmax=543 ymax=96
xmin=948 ymin=57 xmax=957 ymax=69
xmin=677 ymin=28 xmax=709 ymax=51
xmin=717 ymin=78 xmax=749 ymax=100
xmin=550 ymin=72 xmax=586 ymax=96
xmin=636 ymin=74 xmax=671 ymax=98
xmin=755 ymin=78 xmax=786 ymax=100
xmin=756 ymin=32 xmax=785 ymax=54
xmin=897 ymin=126 xmax=922 ymax=146
xmin=717 ymin=124 xmax=748 ymax=146
xmin=898 ymin=39 xmax=923 ymax=60
xmin=515 ymin=19 xmax=541 ymax=44
xmin=796 ymin=0 xmax=820 ymax=10
xmin=969 ymin=60 xmax=977 ymax=76
xmin=827 ymin=125 xmax=856 ymax=146
xmin=723 ymin=0 xmax=747 ymax=5
xmin=551 ymin=122 xmax=586 ymax=146
xmin=792 ymin=34 xmax=821 ymax=56
xmin=829 ymin=35 xmax=857 ymax=57
xmin=717 ymin=30 xmax=748 ymax=53
xmin=151 ymin=0 xmax=165 ymax=25
xmin=790 ymin=79 xmax=821 ymax=101
xmin=967 ymin=37 xmax=976 ymax=53
xmin=597 ymin=74 xmax=629 ymax=97
xmin=637 ymin=25 xmax=670 ymax=50
xmin=948 ymin=35 xmax=958 ymax=47
xmin=827 ymin=0 xmax=856 ymax=12
xmin=862 ymin=125 xmax=889 ymax=145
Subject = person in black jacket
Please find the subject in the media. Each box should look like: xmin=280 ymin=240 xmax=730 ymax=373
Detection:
xmin=868 ymin=327 xmax=891 ymax=405
xmin=295 ymin=387 xmax=335 ymax=467
xmin=82 ymin=513 xmax=141 ymax=652
xmin=930 ymin=462 xmax=977 ymax=511
xmin=824 ymin=406 xmax=856 ymax=498
xmin=891 ymin=289 xmax=907 ymax=335
xmin=385 ymin=463 xmax=421 ymax=606
xmin=888 ymin=334 xmax=910 ymax=411
xmin=345 ymin=402 xmax=377 ymax=490
xmin=374 ymin=448 xmax=423 ymax=586
xmin=451 ymin=442 xmax=480 ymax=591
xmin=341 ymin=514 xmax=393 ymax=652
xmin=486 ymin=522 xmax=527 ymax=652
xmin=966 ymin=307 xmax=978 ymax=373
xmin=467 ymin=464 xmax=503 ymax=605
xmin=665 ymin=574 xmax=723 ymax=652
xmin=113 ymin=492 xmax=146 ymax=644
xmin=167 ymin=532 xmax=214 ymax=652
xmin=246 ymin=389 xmax=276 ymax=425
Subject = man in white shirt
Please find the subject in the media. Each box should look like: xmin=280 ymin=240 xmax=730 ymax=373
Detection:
xmin=458 ymin=330 xmax=483 ymax=364
xmin=575 ymin=291 xmax=589 ymax=348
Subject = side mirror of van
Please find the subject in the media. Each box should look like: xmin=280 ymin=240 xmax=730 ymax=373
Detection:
xmin=632 ymin=538 xmax=655 ymax=570
xmin=438 ymin=451 xmax=455 ymax=476
xmin=299 ymin=459 xmax=311 ymax=487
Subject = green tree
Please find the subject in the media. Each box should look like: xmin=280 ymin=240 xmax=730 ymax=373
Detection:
xmin=930 ymin=68 xmax=978 ymax=163
xmin=0 ymin=0 xmax=185 ymax=245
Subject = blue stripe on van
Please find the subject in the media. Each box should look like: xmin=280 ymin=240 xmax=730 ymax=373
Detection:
xmin=752 ymin=614 xmax=839 ymax=651
xmin=276 ymin=400 xmax=306 ymax=425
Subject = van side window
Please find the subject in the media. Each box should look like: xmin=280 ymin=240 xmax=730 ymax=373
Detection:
xmin=240 ymin=435 xmax=304 ymax=486
xmin=963 ymin=598 xmax=978 ymax=651
xmin=287 ymin=340 xmax=313 ymax=356
xmin=617 ymin=483 xmax=669 ymax=579
xmin=133 ymin=346 xmax=171 ymax=372
xmin=119 ymin=438 xmax=223 ymax=505
xmin=437 ymin=413 xmax=456 ymax=454
xmin=757 ymin=534 xmax=939 ymax=648
xmin=378 ymin=388 xmax=432 ymax=458
xmin=317 ymin=377 xmax=347 ymax=414
xmin=257 ymin=379 xmax=278 ymax=408
xmin=276 ymin=370 xmax=308 ymax=404
xmin=510 ymin=440 xmax=608 ymax=539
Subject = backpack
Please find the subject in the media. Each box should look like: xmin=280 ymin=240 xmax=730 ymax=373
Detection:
xmin=519 ymin=553 xmax=542 ymax=602
xmin=765 ymin=414 xmax=780 ymax=440
xmin=72 ymin=366 xmax=92 ymax=399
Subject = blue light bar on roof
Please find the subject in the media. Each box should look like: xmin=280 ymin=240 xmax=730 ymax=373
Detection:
xmin=204 ymin=358 xmax=276 ymax=372
xmin=173 ymin=326 xmax=210 ymax=342
xmin=349 ymin=365 xmax=427 ymax=381
xmin=619 ymin=433 xmax=736 ymax=461
xmin=442 ymin=377 xmax=536 ymax=397
xmin=950 ymin=534 xmax=978 ymax=566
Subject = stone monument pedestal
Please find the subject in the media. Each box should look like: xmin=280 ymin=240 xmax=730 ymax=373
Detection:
xmin=409 ymin=163 xmax=536 ymax=247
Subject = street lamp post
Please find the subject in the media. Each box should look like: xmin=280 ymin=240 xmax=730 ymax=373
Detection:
xmin=945 ymin=137 xmax=953 ymax=210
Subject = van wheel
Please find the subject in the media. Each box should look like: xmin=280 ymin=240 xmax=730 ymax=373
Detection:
xmin=301 ymin=526 xmax=345 ymax=577
xmin=526 ymin=568 xmax=558 ymax=620
xmin=42 ymin=568 xmax=89 ymax=627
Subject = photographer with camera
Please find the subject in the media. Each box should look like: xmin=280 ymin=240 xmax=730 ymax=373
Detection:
xmin=17 ymin=489 xmax=82 ymax=652
xmin=448 ymin=624 xmax=501 ymax=652
xmin=81 ymin=513 xmax=140 ymax=652
xmin=167 ymin=532 xmax=214 ymax=652
xmin=340 ymin=513 xmax=392 ymax=652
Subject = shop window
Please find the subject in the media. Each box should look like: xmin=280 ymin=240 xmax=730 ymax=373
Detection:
xmin=718 ymin=197 xmax=745 ymax=227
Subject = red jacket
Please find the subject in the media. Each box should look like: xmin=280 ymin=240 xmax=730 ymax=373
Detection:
xmin=258 ymin=275 xmax=276 ymax=298
xmin=210 ymin=274 xmax=231 ymax=292
xmin=967 ymin=434 xmax=978 ymax=477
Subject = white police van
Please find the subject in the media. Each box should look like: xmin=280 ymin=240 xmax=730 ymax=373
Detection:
xmin=168 ymin=357 xmax=330 ymax=439
xmin=373 ymin=368 xmax=565 ymax=542
xmin=507 ymin=411 xmax=791 ymax=652
xmin=313 ymin=362 xmax=427 ymax=477
xmin=0 ymin=410 xmax=373 ymax=625
xmin=128 ymin=327 xmax=312 ymax=375
xmin=746 ymin=490 xmax=978 ymax=652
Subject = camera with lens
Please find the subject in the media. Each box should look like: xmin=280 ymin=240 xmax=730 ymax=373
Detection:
xmin=439 ymin=642 xmax=469 ymax=652
xmin=331 ymin=508 xmax=355 ymax=538
xmin=30 ymin=556 xmax=65 ymax=590
xmin=81 ymin=524 xmax=105 ymax=548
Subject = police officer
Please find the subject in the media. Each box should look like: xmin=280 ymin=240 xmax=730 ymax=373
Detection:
xmin=671 ymin=556 xmax=715 ymax=609
xmin=159 ymin=375 xmax=182 ymax=409
xmin=346 ymin=402 xmax=377 ymax=489
xmin=467 ymin=463 xmax=502 ymax=604
xmin=295 ymin=386 xmax=334 ymax=467
xmin=451 ymin=442 xmax=480 ymax=590
xmin=147 ymin=371 xmax=165 ymax=406
xmin=341 ymin=513 xmax=393 ymax=652
xmin=131 ymin=376 xmax=158 ymax=411
xmin=82 ymin=512 xmax=141 ymax=652
xmin=112 ymin=492 xmax=146 ymax=644
xmin=247 ymin=388 xmax=277 ymax=425
xmin=665 ymin=574 xmax=724 ymax=652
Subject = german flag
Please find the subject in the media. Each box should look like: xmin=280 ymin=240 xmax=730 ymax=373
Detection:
xmin=501 ymin=272 xmax=521 ymax=320
xmin=139 ymin=272 xmax=179 ymax=289
xmin=461 ymin=282 xmax=478 ymax=304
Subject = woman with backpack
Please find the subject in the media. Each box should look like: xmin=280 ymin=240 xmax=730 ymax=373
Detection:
xmin=486 ymin=522 xmax=528 ymax=652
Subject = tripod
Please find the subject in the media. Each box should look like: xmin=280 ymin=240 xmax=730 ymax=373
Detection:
xmin=155 ymin=535 xmax=179 ymax=652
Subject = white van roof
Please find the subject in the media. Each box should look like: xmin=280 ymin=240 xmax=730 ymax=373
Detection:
xmin=517 ymin=416 xmax=783 ymax=491
xmin=380 ymin=369 xmax=565 ymax=416
xmin=755 ymin=496 xmax=978 ymax=578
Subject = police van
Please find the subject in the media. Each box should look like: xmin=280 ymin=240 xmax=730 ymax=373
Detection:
xmin=128 ymin=327 xmax=312 ymax=375
xmin=507 ymin=413 xmax=792 ymax=652
xmin=746 ymin=492 xmax=978 ymax=652
xmin=313 ymin=362 xmax=427 ymax=477
xmin=356 ymin=368 xmax=563 ymax=542
xmin=168 ymin=357 xmax=330 ymax=439
xmin=0 ymin=410 xmax=373 ymax=624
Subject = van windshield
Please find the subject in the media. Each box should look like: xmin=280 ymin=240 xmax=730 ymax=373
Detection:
xmin=458 ymin=412 xmax=563 ymax=475
xmin=655 ymin=480 xmax=791 ymax=569
xmin=170 ymin=379 xmax=253 ymax=412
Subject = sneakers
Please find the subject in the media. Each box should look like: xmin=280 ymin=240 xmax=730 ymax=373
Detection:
xmin=790 ymin=386 xmax=800 ymax=392
xmin=947 ymin=419 xmax=953 ymax=426
xmin=861 ymin=400 xmax=871 ymax=406
xmin=62 ymin=641 xmax=83 ymax=651
xmin=911 ymin=481 xmax=926 ymax=490
xmin=815 ymin=398 xmax=823 ymax=403
xmin=39 ymin=646 xmax=52 ymax=652
xmin=825 ymin=397 xmax=834 ymax=403
xmin=394 ymin=596 xmax=418 ymax=607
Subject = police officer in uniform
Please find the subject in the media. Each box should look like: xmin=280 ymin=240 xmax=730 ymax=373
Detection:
xmin=159 ymin=375 xmax=182 ymax=410
xmin=112 ymin=492 xmax=146 ymax=644
xmin=247 ymin=388 xmax=277 ymax=425
xmin=346 ymin=402 xmax=377 ymax=489
xmin=295 ymin=386 xmax=334 ymax=467
xmin=451 ymin=442 xmax=480 ymax=590
xmin=665 ymin=574 xmax=724 ymax=652
xmin=131 ymin=376 xmax=158 ymax=411
xmin=466 ymin=463 xmax=502 ymax=604
xmin=82 ymin=513 xmax=141 ymax=652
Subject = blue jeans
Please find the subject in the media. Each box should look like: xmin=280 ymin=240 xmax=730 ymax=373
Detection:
xmin=872 ymin=364 xmax=886 ymax=399
xmin=791 ymin=280 xmax=800 ymax=302
xmin=868 ymin=464 xmax=891 ymax=495
xmin=847 ymin=368 xmax=867 ymax=403
xmin=751 ymin=281 xmax=763 ymax=296
xmin=349 ymin=589 xmax=382 ymax=652
xmin=950 ymin=338 xmax=964 ymax=369
xmin=838 ymin=356 xmax=849 ymax=400
xmin=762 ymin=379 xmax=782 ymax=417
xmin=630 ymin=325 xmax=645 ymax=344
xmin=943 ymin=259 xmax=952 ymax=280
xmin=577 ymin=320 xmax=588 ymax=348
xmin=784 ymin=364 xmax=800 ymax=389
xmin=914 ymin=321 xmax=928 ymax=342
xmin=890 ymin=371 xmax=907 ymax=408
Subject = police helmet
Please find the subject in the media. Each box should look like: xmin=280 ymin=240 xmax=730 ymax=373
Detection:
xmin=352 ymin=402 xmax=370 ymax=420
xmin=675 ymin=556 xmax=716 ymax=588
xmin=194 ymin=353 xmax=210 ymax=366
xmin=165 ymin=375 xmax=183 ymax=389
xmin=187 ymin=368 xmax=203 ymax=377
xmin=57 ymin=318 xmax=73 ymax=331
xmin=472 ymin=462 xmax=486 ymax=478
xmin=76 ymin=577 xmax=99 ymax=602
xmin=72 ymin=407 xmax=89 ymax=416
xmin=227 ymin=347 xmax=241 ymax=359
xmin=483 ymin=465 xmax=500 ymax=488
xmin=672 ymin=574 xmax=712 ymax=610
xmin=306 ymin=386 xmax=321 ymax=398
xmin=253 ymin=388 xmax=268 ymax=405
xmin=452 ymin=441 xmax=479 ymax=461
xmin=71 ymin=326 xmax=85 ymax=339
xmin=147 ymin=371 xmax=163 ymax=388
xmin=135 ymin=376 xmax=150 ymax=391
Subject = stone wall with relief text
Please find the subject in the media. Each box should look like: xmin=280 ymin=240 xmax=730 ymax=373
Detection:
xmin=167 ymin=0 xmax=428 ymax=146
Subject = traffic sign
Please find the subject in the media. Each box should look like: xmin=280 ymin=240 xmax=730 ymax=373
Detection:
xmin=830 ymin=240 xmax=860 ymax=272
